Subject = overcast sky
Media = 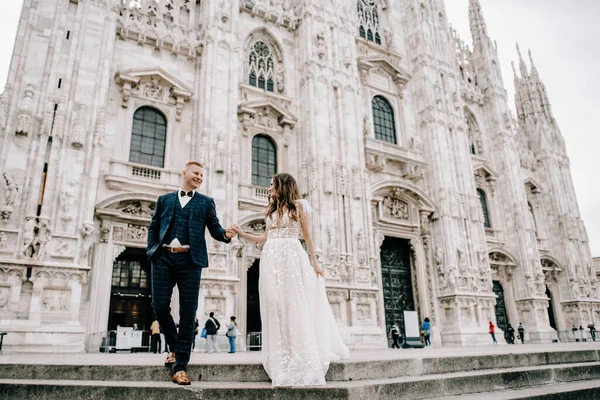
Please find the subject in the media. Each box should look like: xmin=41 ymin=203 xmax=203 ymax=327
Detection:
xmin=1 ymin=1 xmax=598 ymax=255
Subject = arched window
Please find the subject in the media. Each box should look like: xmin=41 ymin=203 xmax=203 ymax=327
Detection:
xmin=252 ymin=135 xmax=277 ymax=187
xmin=248 ymin=41 xmax=275 ymax=92
xmin=129 ymin=106 xmax=166 ymax=168
xmin=372 ymin=95 xmax=397 ymax=144
xmin=477 ymin=189 xmax=491 ymax=228
xmin=357 ymin=0 xmax=382 ymax=45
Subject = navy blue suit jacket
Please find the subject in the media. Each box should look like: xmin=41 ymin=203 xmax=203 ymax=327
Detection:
xmin=147 ymin=191 xmax=230 ymax=268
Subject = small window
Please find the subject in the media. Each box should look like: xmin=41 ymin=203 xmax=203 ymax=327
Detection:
xmin=129 ymin=106 xmax=167 ymax=168
xmin=252 ymin=135 xmax=277 ymax=188
xmin=372 ymin=95 xmax=397 ymax=145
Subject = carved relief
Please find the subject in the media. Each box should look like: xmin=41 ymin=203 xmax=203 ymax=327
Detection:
xmin=117 ymin=1 xmax=203 ymax=58
xmin=121 ymin=201 xmax=155 ymax=217
xmin=204 ymin=297 xmax=225 ymax=316
xmin=382 ymin=188 xmax=409 ymax=220
xmin=125 ymin=224 xmax=148 ymax=242
xmin=356 ymin=304 xmax=371 ymax=321
xmin=41 ymin=289 xmax=70 ymax=312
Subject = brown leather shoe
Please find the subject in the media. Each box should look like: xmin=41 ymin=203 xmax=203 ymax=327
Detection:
xmin=164 ymin=352 xmax=175 ymax=366
xmin=172 ymin=370 xmax=191 ymax=385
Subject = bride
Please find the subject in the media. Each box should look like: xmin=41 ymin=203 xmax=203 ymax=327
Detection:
xmin=233 ymin=173 xmax=349 ymax=386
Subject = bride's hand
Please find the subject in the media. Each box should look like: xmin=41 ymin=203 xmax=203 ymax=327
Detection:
xmin=313 ymin=264 xmax=324 ymax=278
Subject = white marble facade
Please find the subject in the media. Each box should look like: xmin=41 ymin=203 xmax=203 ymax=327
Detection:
xmin=0 ymin=0 xmax=597 ymax=352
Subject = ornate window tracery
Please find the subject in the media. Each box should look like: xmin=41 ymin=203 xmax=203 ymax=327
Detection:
xmin=357 ymin=0 xmax=382 ymax=45
xmin=252 ymin=135 xmax=277 ymax=187
xmin=372 ymin=95 xmax=397 ymax=144
xmin=248 ymin=41 xmax=275 ymax=92
xmin=129 ymin=106 xmax=167 ymax=168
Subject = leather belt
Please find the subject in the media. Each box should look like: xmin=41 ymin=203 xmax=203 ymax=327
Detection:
xmin=162 ymin=247 xmax=190 ymax=253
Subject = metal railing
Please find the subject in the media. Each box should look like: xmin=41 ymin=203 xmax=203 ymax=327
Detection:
xmin=87 ymin=330 xmax=152 ymax=353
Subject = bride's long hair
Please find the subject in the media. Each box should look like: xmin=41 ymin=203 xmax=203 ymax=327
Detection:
xmin=266 ymin=173 xmax=300 ymax=223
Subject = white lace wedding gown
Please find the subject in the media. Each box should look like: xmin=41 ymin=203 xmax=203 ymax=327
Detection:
xmin=259 ymin=201 xmax=350 ymax=386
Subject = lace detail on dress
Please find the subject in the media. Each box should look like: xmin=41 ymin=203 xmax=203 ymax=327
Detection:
xmin=266 ymin=205 xmax=306 ymax=240
xmin=259 ymin=200 xmax=350 ymax=387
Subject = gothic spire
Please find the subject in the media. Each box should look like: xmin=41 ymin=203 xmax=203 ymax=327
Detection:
xmin=468 ymin=0 xmax=489 ymax=46
xmin=516 ymin=43 xmax=528 ymax=78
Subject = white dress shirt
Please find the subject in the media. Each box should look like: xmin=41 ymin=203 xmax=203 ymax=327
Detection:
xmin=166 ymin=188 xmax=195 ymax=248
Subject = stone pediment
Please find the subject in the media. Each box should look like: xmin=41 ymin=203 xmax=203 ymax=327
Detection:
xmin=115 ymin=67 xmax=193 ymax=119
xmin=473 ymin=164 xmax=498 ymax=181
xmin=358 ymin=56 xmax=411 ymax=86
xmin=524 ymin=177 xmax=543 ymax=193
xmin=238 ymin=99 xmax=297 ymax=131
xmin=95 ymin=192 xmax=157 ymax=223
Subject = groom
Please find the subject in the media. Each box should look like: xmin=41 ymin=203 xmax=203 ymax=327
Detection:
xmin=147 ymin=161 xmax=236 ymax=385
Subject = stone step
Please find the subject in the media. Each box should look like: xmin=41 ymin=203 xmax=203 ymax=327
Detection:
xmin=0 ymin=349 xmax=597 ymax=383
xmin=1 ymin=361 xmax=599 ymax=400
xmin=426 ymin=379 xmax=600 ymax=400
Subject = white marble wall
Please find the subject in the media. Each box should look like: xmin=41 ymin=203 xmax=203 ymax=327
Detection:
xmin=0 ymin=0 xmax=597 ymax=352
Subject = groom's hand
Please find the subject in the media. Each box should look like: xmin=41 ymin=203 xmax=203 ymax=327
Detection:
xmin=225 ymin=226 xmax=237 ymax=238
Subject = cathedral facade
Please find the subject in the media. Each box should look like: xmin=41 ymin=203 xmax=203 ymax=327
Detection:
xmin=0 ymin=0 xmax=597 ymax=352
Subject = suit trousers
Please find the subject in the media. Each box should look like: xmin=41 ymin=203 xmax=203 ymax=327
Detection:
xmin=151 ymin=250 xmax=202 ymax=373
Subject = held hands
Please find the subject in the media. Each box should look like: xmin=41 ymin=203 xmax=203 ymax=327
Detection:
xmin=225 ymin=224 xmax=242 ymax=239
xmin=225 ymin=225 xmax=237 ymax=239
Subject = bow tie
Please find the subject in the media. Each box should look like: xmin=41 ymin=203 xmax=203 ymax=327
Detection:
xmin=180 ymin=190 xmax=194 ymax=197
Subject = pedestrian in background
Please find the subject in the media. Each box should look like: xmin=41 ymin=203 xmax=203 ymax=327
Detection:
xmin=389 ymin=320 xmax=402 ymax=349
xmin=205 ymin=312 xmax=220 ymax=353
xmin=489 ymin=321 xmax=497 ymax=344
xmin=226 ymin=316 xmax=238 ymax=353
xmin=506 ymin=324 xmax=515 ymax=344
xmin=150 ymin=318 xmax=161 ymax=353
xmin=422 ymin=317 xmax=431 ymax=348
xmin=518 ymin=323 xmax=525 ymax=344
xmin=588 ymin=324 xmax=597 ymax=341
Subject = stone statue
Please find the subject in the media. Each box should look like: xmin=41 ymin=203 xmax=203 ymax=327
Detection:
xmin=80 ymin=222 xmax=95 ymax=261
xmin=21 ymin=216 xmax=37 ymax=258
xmin=35 ymin=218 xmax=52 ymax=260
xmin=434 ymin=247 xmax=444 ymax=265
xmin=59 ymin=181 xmax=76 ymax=222
xmin=1 ymin=173 xmax=19 ymax=220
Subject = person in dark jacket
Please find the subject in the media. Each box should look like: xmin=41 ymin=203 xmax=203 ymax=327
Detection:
xmin=506 ymin=324 xmax=515 ymax=344
xmin=389 ymin=320 xmax=402 ymax=349
xmin=518 ymin=323 xmax=525 ymax=344
xmin=205 ymin=312 xmax=221 ymax=353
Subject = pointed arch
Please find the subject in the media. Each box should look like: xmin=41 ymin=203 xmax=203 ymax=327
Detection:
xmin=245 ymin=28 xmax=284 ymax=94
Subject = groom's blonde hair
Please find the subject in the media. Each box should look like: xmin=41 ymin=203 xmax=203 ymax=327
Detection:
xmin=185 ymin=161 xmax=204 ymax=169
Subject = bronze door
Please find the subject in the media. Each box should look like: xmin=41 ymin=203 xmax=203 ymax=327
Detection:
xmin=380 ymin=237 xmax=414 ymax=335
xmin=492 ymin=281 xmax=508 ymax=332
